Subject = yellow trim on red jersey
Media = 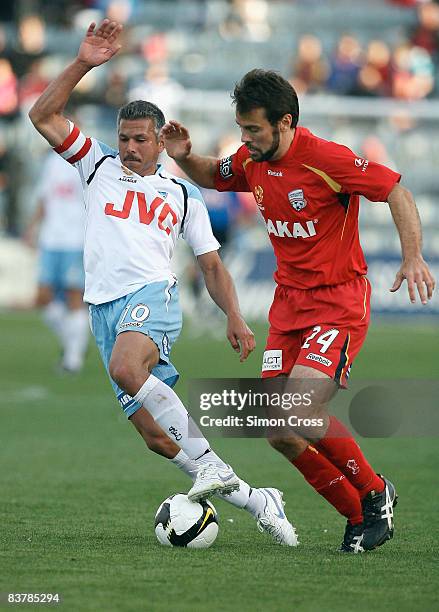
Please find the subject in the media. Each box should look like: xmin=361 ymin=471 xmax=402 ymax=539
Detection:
xmin=242 ymin=157 xmax=252 ymax=170
xmin=340 ymin=333 xmax=351 ymax=383
xmin=302 ymin=164 xmax=342 ymax=193
xmin=361 ymin=277 xmax=369 ymax=321
xmin=340 ymin=198 xmax=351 ymax=241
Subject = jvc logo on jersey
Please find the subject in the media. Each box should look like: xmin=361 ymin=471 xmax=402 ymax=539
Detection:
xmin=354 ymin=158 xmax=369 ymax=173
xmin=266 ymin=218 xmax=317 ymax=239
xmin=105 ymin=190 xmax=177 ymax=235
xmin=262 ymin=350 xmax=282 ymax=371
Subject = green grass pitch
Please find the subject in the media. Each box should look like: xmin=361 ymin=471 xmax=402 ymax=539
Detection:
xmin=0 ymin=312 xmax=438 ymax=612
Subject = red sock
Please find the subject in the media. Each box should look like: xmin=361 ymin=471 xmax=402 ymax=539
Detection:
xmin=315 ymin=416 xmax=384 ymax=498
xmin=292 ymin=445 xmax=363 ymax=524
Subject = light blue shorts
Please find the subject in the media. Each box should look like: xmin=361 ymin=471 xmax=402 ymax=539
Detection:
xmin=38 ymin=249 xmax=85 ymax=292
xmin=89 ymin=280 xmax=182 ymax=418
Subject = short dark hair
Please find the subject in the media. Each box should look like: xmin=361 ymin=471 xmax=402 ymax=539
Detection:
xmin=117 ymin=100 xmax=165 ymax=137
xmin=232 ymin=69 xmax=299 ymax=128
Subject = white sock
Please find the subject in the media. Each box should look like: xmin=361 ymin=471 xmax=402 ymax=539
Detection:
xmin=133 ymin=376 xmax=210 ymax=460
xmin=170 ymin=449 xmax=265 ymax=517
xmin=43 ymin=301 xmax=66 ymax=343
xmin=62 ymin=308 xmax=89 ymax=371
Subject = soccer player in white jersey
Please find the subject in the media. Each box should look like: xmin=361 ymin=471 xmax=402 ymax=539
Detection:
xmin=28 ymin=19 xmax=298 ymax=546
xmin=24 ymin=151 xmax=89 ymax=373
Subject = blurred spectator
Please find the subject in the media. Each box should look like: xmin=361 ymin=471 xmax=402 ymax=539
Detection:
xmin=0 ymin=59 xmax=18 ymax=118
xmin=327 ymin=35 xmax=363 ymax=95
xmin=140 ymin=32 xmax=169 ymax=64
xmin=0 ymin=134 xmax=21 ymax=235
xmin=289 ymin=34 xmax=329 ymax=95
xmin=128 ymin=63 xmax=185 ymax=121
xmin=220 ymin=0 xmax=270 ymax=41
xmin=391 ymin=43 xmax=434 ymax=99
xmin=356 ymin=40 xmax=392 ymax=97
xmin=18 ymin=59 xmax=49 ymax=114
xmin=9 ymin=15 xmax=47 ymax=79
xmin=104 ymin=67 xmax=128 ymax=109
xmin=361 ymin=135 xmax=397 ymax=170
xmin=236 ymin=0 xmax=271 ymax=42
xmin=411 ymin=1 xmax=439 ymax=57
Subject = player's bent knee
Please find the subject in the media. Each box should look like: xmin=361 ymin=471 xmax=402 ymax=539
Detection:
xmin=109 ymin=359 xmax=139 ymax=394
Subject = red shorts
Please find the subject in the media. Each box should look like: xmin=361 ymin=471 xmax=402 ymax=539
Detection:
xmin=262 ymin=276 xmax=371 ymax=387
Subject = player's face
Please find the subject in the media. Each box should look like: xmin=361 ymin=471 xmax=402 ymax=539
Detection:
xmin=118 ymin=118 xmax=164 ymax=176
xmin=236 ymin=108 xmax=282 ymax=162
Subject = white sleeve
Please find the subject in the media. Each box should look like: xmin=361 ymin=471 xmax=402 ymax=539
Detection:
xmin=53 ymin=120 xmax=117 ymax=188
xmin=182 ymin=193 xmax=221 ymax=256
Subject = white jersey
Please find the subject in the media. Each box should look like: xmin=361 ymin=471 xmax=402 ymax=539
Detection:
xmin=37 ymin=151 xmax=85 ymax=251
xmin=54 ymin=123 xmax=220 ymax=305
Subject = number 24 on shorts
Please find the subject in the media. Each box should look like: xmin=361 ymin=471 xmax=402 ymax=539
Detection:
xmin=302 ymin=326 xmax=340 ymax=354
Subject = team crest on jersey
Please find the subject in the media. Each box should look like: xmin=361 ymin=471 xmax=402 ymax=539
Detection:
xmin=288 ymin=189 xmax=307 ymax=211
xmin=254 ymin=185 xmax=264 ymax=210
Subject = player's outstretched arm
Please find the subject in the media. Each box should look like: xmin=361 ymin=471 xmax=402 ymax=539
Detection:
xmin=388 ymin=183 xmax=435 ymax=304
xmin=29 ymin=19 xmax=123 ymax=147
xmin=197 ymin=251 xmax=255 ymax=362
xmin=161 ymin=120 xmax=218 ymax=189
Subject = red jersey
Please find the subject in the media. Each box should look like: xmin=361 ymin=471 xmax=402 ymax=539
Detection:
xmin=214 ymin=127 xmax=401 ymax=289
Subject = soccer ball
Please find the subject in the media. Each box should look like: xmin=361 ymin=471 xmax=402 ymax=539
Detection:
xmin=154 ymin=493 xmax=218 ymax=549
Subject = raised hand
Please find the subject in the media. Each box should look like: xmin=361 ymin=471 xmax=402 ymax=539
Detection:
xmin=161 ymin=120 xmax=192 ymax=161
xmin=77 ymin=19 xmax=123 ymax=68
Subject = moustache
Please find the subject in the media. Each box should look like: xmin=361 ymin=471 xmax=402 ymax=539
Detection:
xmin=124 ymin=156 xmax=141 ymax=162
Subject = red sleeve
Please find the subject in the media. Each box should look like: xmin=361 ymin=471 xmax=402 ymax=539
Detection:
xmin=214 ymin=146 xmax=252 ymax=193
xmin=310 ymin=139 xmax=401 ymax=202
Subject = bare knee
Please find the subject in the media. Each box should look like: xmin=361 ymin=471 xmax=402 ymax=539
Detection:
xmin=65 ymin=289 xmax=84 ymax=310
xmin=109 ymin=356 xmax=142 ymax=396
xmin=36 ymin=286 xmax=53 ymax=307
xmin=109 ymin=332 xmax=159 ymax=396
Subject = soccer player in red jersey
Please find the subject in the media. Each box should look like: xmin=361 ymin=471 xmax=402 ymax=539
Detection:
xmin=162 ymin=69 xmax=436 ymax=552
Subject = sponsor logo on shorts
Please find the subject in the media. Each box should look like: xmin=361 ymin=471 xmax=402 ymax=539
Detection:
xmin=119 ymin=321 xmax=143 ymax=329
xmin=262 ymin=349 xmax=282 ymax=371
xmin=219 ymin=156 xmax=233 ymax=179
xmin=119 ymin=393 xmax=134 ymax=407
xmin=306 ymin=353 xmax=332 ymax=367
xmin=162 ymin=332 xmax=170 ymax=357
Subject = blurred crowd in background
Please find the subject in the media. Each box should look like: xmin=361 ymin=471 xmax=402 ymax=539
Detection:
xmin=0 ymin=0 xmax=438 ymax=315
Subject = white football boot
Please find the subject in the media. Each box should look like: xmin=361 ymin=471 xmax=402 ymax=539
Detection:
xmin=256 ymin=488 xmax=299 ymax=546
xmin=187 ymin=463 xmax=240 ymax=502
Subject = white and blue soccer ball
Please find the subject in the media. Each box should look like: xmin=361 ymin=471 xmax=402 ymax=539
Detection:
xmin=154 ymin=493 xmax=218 ymax=549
